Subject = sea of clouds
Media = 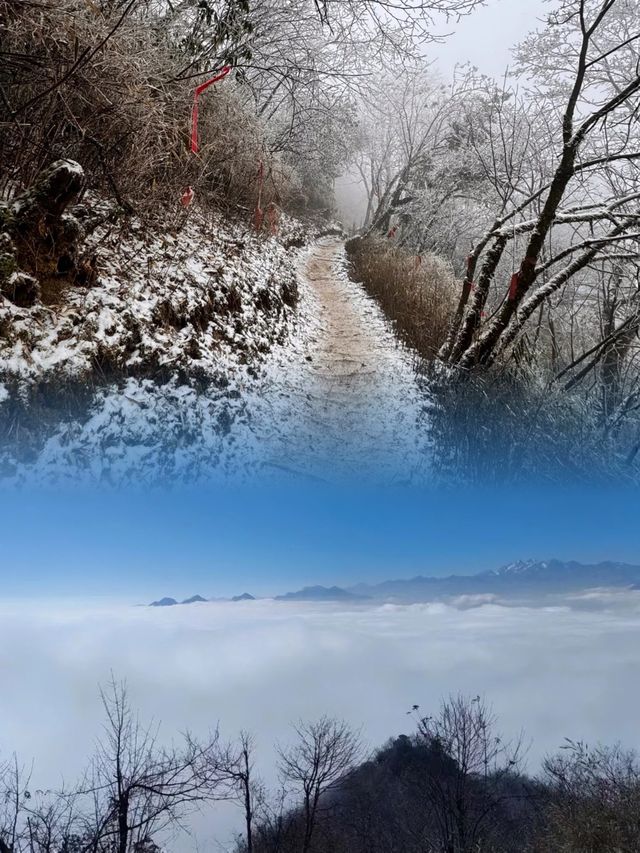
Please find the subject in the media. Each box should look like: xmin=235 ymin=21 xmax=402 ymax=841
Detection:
xmin=2 ymin=593 xmax=640 ymax=848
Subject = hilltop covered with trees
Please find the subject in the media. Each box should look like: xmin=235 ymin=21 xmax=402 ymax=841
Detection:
xmin=1 ymin=682 xmax=638 ymax=853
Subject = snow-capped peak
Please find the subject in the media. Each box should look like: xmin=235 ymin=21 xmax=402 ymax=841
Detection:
xmin=493 ymin=559 xmax=539 ymax=576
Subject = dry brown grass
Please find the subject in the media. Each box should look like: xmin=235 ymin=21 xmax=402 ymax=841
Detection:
xmin=346 ymin=235 xmax=458 ymax=360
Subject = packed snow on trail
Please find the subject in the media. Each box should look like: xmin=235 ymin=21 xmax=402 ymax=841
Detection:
xmin=241 ymin=238 xmax=431 ymax=483
xmin=0 ymin=221 xmax=430 ymax=486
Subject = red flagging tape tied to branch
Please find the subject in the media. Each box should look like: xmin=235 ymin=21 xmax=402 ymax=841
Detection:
xmin=508 ymin=272 xmax=519 ymax=301
xmin=190 ymin=66 xmax=232 ymax=153
xmin=254 ymin=160 xmax=265 ymax=232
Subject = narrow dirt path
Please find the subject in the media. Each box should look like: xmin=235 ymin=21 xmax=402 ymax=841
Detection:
xmin=243 ymin=238 xmax=430 ymax=482
xmin=306 ymin=239 xmax=401 ymax=391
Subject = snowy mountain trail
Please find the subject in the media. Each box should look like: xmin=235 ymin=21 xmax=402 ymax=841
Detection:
xmin=0 ymin=237 xmax=431 ymax=487
xmin=242 ymin=237 xmax=431 ymax=482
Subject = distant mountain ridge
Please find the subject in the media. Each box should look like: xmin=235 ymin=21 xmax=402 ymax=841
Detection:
xmin=272 ymin=560 xmax=640 ymax=604
xmin=147 ymin=561 xmax=640 ymax=608
xmin=148 ymin=593 xmax=258 ymax=606
xmin=343 ymin=559 xmax=640 ymax=602
xmin=149 ymin=594 xmax=214 ymax=606
xmin=275 ymin=585 xmax=366 ymax=602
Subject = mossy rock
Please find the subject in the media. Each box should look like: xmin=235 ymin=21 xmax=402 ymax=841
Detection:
xmin=11 ymin=159 xmax=85 ymax=226
xmin=6 ymin=160 xmax=89 ymax=297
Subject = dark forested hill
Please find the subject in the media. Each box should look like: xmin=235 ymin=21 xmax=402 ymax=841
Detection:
xmin=240 ymin=697 xmax=640 ymax=853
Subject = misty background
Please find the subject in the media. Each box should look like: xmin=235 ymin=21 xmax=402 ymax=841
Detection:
xmin=334 ymin=0 xmax=548 ymax=225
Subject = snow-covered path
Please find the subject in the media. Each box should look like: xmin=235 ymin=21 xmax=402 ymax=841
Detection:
xmin=0 ymin=239 xmax=430 ymax=486
xmin=241 ymin=238 xmax=430 ymax=482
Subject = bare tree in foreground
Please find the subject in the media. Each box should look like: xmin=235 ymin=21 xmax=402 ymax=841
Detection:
xmin=411 ymin=694 xmax=526 ymax=853
xmin=80 ymin=677 xmax=227 ymax=853
xmin=277 ymin=717 xmax=361 ymax=853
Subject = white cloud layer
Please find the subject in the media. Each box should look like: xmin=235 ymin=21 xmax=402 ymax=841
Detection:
xmin=2 ymin=593 xmax=640 ymax=848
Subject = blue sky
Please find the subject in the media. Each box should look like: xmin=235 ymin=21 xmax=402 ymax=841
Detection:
xmin=0 ymin=483 xmax=638 ymax=599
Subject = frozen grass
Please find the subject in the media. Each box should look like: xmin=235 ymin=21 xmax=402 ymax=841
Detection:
xmin=345 ymin=235 xmax=458 ymax=361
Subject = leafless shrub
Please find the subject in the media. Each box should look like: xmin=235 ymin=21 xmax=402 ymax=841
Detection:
xmin=0 ymin=0 xmax=287 ymax=218
xmin=427 ymin=365 xmax=640 ymax=485
xmin=277 ymin=717 xmax=362 ymax=853
xmin=534 ymin=740 xmax=640 ymax=853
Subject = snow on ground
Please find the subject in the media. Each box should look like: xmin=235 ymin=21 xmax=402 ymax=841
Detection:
xmin=0 ymin=232 xmax=430 ymax=486
xmin=0 ymin=206 xmax=302 ymax=384
xmin=235 ymin=238 xmax=431 ymax=483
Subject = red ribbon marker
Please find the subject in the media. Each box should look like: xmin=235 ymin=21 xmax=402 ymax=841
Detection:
xmin=181 ymin=186 xmax=194 ymax=207
xmin=254 ymin=160 xmax=265 ymax=233
xmin=267 ymin=203 xmax=280 ymax=236
xmin=190 ymin=66 xmax=232 ymax=153
xmin=508 ymin=272 xmax=519 ymax=301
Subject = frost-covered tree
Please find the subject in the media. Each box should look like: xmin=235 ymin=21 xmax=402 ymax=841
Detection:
xmin=440 ymin=0 xmax=640 ymax=369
